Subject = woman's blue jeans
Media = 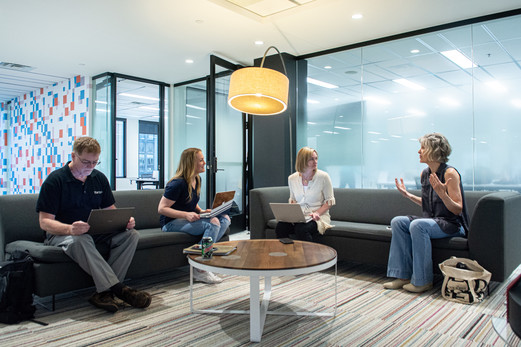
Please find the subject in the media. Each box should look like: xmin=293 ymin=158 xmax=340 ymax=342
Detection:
xmin=386 ymin=216 xmax=465 ymax=286
xmin=162 ymin=214 xmax=231 ymax=243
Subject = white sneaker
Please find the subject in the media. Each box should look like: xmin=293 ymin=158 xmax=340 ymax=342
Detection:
xmin=193 ymin=269 xmax=222 ymax=284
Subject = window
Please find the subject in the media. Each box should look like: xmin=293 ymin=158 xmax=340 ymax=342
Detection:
xmin=138 ymin=121 xmax=158 ymax=178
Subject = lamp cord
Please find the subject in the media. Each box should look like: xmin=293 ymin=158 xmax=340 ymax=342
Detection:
xmin=259 ymin=46 xmax=288 ymax=76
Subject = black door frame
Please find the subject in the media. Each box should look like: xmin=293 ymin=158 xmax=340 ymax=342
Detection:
xmin=92 ymin=72 xmax=168 ymax=190
xmin=208 ymin=55 xmax=249 ymax=231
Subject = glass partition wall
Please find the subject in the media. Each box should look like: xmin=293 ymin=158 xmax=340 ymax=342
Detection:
xmin=172 ymin=80 xmax=209 ymax=207
xmin=301 ymin=13 xmax=521 ymax=192
xmin=92 ymin=75 xmax=114 ymax=185
xmin=92 ymin=73 xmax=168 ymax=190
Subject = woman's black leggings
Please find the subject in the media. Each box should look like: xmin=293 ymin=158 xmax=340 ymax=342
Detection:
xmin=275 ymin=221 xmax=319 ymax=242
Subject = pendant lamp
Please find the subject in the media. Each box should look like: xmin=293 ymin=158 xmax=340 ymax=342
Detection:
xmin=228 ymin=46 xmax=289 ymax=116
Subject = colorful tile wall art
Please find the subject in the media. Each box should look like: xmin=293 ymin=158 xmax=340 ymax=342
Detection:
xmin=5 ymin=75 xmax=90 ymax=194
xmin=0 ymin=103 xmax=9 ymax=195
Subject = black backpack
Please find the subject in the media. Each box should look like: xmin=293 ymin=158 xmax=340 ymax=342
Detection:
xmin=0 ymin=251 xmax=37 ymax=324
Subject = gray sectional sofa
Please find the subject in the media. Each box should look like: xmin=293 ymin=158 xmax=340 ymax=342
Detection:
xmin=249 ymin=187 xmax=521 ymax=282
xmin=0 ymin=189 xmax=229 ymax=304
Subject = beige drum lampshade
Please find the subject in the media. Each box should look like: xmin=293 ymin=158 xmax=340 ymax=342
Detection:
xmin=227 ymin=66 xmax=289 ymax=116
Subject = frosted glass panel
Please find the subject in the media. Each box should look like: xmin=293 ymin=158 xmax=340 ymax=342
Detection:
xmin=92 ymin=75 xmax=114 ymax=187
xmin=173 ymin=82 xmax=208 ymax=207
xmin=303 ymin=14 xmax=521 ymax=192
xmin=215 ymin=74 xmax=243 ymax=213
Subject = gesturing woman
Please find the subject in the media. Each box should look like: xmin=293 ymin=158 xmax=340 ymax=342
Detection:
xmin=384 ymin=133 xmax=469 ymax=293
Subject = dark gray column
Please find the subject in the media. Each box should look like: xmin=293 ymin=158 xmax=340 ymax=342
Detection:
xmin=250 ymin=53 xmax=307 ymax=189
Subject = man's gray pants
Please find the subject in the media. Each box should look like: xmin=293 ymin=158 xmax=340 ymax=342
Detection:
xmin=46 ymin=230 xmax=139 ymax=293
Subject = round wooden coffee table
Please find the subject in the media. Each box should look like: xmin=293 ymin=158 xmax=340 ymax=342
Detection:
xmin=187 ymin=239 xmax=337 ymax=342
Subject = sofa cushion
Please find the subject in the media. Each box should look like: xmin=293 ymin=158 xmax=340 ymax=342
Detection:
xmin=5 ymin=240 xmax=111 ymax=263
xmin=330 ymin=189 xmax=423 ymax=225
xmin=326 ymin=221 xmax=392 ymax=241
xmin=431 ymin=236 xmax=468 ymax=250
xmin=267 ymin=219 xmax=468 ymax=250
xmin=6 ymin=241 xmax=71 ymax=263
xmin=268 ymin=219 xmax=392 ymax=241
xmin=136 ymin=228 xmax=200 ymax=249
xmin=114 ymin=189 xmax=164 ymax=230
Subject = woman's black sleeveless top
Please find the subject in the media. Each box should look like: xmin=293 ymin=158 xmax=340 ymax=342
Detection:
xmin=417 ymin=163 xmax=470 ymax=235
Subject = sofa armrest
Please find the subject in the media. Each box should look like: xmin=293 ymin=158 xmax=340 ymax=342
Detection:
xmin=0 ymin=193 xmax=43 ymax=261
xmin=249 ymin=187 xmax=289 ymax=239
xmin=468 ymin=191 xmax=521 ymax=282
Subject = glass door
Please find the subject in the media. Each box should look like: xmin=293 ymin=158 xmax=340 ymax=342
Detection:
xmin=209 ymin=56 xmax=247 ymax=231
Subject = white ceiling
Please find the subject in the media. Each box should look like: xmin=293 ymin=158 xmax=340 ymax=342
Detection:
xmin=1 ymin=0 xmax=520 ymax=104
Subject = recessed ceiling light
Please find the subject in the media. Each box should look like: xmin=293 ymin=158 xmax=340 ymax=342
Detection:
xmin=185 ymin=59 xmax=194 ymax=64
xmin=486 ymin=80 xmax=507 ymax=93
xmin=410 ymin=49 xmax=420 ymax=54
xmin=393 ymin=78 xmax=425 ymax=91
xmin=119 ymin=93 xmax=160 ymax=101
xmin=307 ymin=77 xmax=338 ymax=89
xmin=324 ymin=65 xmax=332 ymax=69
xmin=352 ymin=13 xmax=363 ymax=19
xmin=186 ymin=104 xmax=206 ymax=111
xmin=139 ymin=106 xmax=160 ymax=111
xmin=364 ymin=96 xmax=391 ymax=105
xmin=441 ymin=50 xmax=476 ymax=69
xmin=255 ymin=40 xmax=264 ymax=45
xmin=407 ymin=108 xmax=426 ymax=116
xmin=439 ymin=97 xmax=460 ymax=107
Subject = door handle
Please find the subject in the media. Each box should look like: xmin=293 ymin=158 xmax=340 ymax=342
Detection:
xmin=212 ymin=157 xmax=225 ymax=173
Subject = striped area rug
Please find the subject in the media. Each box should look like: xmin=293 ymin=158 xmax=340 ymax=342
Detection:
xmin=0 ymin=262 xmax=519 ymax=346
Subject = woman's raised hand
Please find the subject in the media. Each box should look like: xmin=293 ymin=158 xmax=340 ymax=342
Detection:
xmin=395 ymin=178 xmax=408 ymax=198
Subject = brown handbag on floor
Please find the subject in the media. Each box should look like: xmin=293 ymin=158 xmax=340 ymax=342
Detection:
xmin=439 ymin=257 xmax=492 ymax=304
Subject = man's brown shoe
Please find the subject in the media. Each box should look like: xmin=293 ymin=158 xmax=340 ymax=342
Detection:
xmin=116 ymin=286 xmax=152 ymax=308
xmin=89 ymin=291 xmax=119 ymax=313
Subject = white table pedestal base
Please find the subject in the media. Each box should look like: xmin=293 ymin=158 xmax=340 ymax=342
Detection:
xmin=189 ymin=261 xmax=337 ymax=343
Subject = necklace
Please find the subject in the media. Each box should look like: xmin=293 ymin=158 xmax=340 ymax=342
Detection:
xmin=301 ymin=171 xmax=314 ymax=183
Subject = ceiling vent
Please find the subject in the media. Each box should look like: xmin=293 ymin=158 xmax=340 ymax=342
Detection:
xmin=210 ymin=0 xmax=317 ymax=19
xmin=0 ymin=62 xmax=36 ymax=72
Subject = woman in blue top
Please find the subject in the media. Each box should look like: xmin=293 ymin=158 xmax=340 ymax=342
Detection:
xmin=158 ymin=148 xmax=231 ymax=284
xmin=384 ymin=133 xmax=469 ymax=293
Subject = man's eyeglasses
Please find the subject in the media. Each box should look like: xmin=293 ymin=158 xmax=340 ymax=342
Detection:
xmin=77 ymin=155 xmax=101 ymax=166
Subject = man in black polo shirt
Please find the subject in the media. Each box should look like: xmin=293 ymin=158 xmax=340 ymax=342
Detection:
xmin=36 ymin=137 xmax=151 ymax=312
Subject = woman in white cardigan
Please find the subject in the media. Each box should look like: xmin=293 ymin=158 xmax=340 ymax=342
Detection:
xmin=275 ymin=147 xmax=336 ymax=242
